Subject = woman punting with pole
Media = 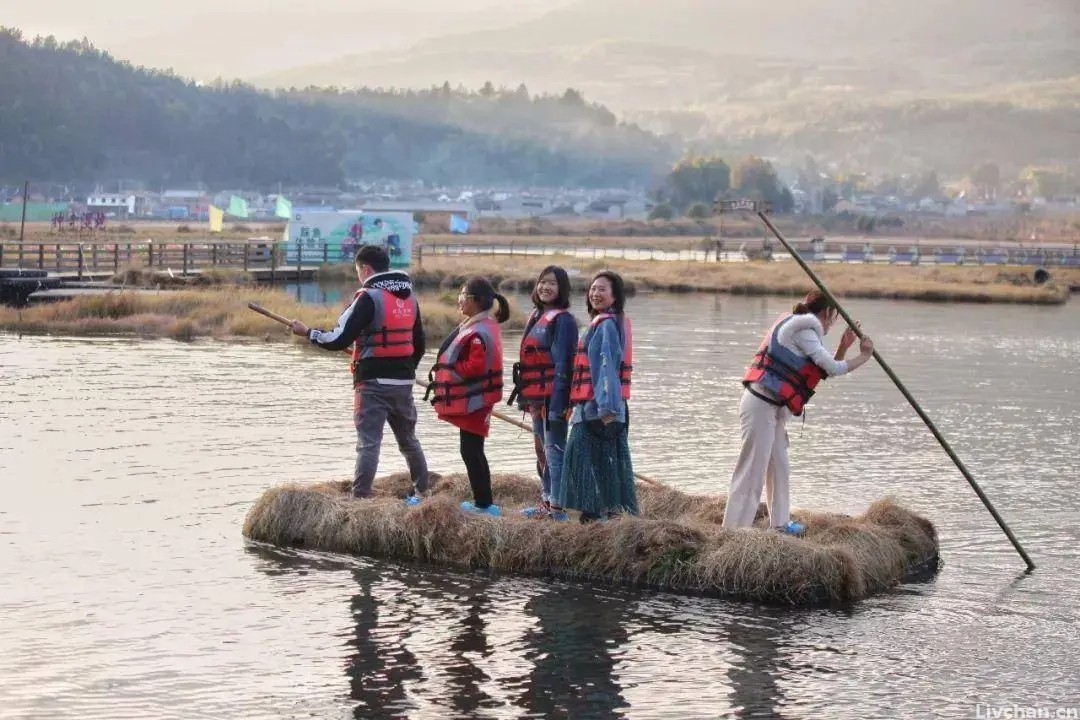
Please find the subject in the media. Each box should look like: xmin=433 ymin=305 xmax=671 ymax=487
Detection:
xmin=722 ymin=290 xmax=873 ymax=534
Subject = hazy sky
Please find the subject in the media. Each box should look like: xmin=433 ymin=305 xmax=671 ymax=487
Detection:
xmin=5 ymin=0 xmax=571 ymax=78
xmin=6 ymin=0 xmax=1077 ymax=96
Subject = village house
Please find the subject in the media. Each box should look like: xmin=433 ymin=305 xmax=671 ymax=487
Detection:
xmin=159 ymin=189 xmax=210 ymax=219
xmin=84 ymin=193 xmax=147 ymax=218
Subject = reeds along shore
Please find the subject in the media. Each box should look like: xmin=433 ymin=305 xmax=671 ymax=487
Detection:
xmin=330 ymin=255 xmax=1077 ymax=305
xmin=0 ymin=286 xmax=510 ymax=341
xmin=243 ymin=472 xmax=940 ymax=607
xmin=9 ymin=212 xmax=1080 ymax=245
xmin=3 ymin=244 xmax=1073 ymax=342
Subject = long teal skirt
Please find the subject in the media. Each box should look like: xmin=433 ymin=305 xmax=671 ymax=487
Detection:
xmin=556 ymin=419 xmax=638 ymax=516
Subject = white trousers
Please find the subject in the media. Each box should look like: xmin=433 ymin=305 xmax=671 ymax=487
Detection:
xmin=722 ymin=388 xmax=791 ymax=529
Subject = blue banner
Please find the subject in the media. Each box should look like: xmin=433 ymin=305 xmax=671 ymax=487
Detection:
xmin=449 ymin=214 xmax=469 ymax=234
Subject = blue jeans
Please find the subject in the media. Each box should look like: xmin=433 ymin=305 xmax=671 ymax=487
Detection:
xmin=530 ymin=407 xmax=568 ymax=505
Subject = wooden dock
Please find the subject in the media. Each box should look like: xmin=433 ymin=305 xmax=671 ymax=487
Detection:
xmin=0 ymin=238 xmax=327 ymax=305
xmin=0 ymin=238 xmax=326 ymax=279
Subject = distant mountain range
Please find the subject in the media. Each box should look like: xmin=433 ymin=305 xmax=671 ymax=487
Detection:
xmin=258 ymin=0 xmax=1079 ymax=109
xmin=3 ymin=0 xmax=1079 ymax=189
xmin=254 ymin=0 xmax=1080 ymax=176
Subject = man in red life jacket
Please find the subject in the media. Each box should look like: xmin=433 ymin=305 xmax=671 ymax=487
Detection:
xmin=291 ymin=245 xmax=428 ymax=500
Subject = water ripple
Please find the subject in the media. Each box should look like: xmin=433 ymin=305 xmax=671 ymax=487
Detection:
xmin=1 ymin=295 xmax=1078 ymax=719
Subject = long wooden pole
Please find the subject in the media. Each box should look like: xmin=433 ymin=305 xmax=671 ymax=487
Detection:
xmin=756 ymin=211 xmax=1035 ymax=570
xmin=246 ymin=302 xmax=662 ymax=486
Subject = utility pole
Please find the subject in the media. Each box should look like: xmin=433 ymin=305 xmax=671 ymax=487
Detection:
xmin=17 ymin=180 xmax=28 ymax=267
xmin=18 ymin=180 xmax=29 ymax=244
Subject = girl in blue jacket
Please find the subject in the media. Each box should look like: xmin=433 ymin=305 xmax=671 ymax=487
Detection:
xmin=557 ymin=271 xmax=637 ymax=523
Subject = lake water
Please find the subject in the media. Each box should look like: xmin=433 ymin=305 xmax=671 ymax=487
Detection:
xmin=1 ymin=291 xmax=1077 ymax=719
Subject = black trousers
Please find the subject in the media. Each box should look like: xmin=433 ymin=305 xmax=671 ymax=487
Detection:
xmin=460 ymin=430 xmax=493 ymax=508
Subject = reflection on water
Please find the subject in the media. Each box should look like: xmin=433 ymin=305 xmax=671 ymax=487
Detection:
xmin=725 ymin=617 xmax=788 ymax=720
xmin=518 ymin=587 xmax=631 ymax=719
xmin=345 ymin=565 xmax=422 ymax=718
xmin=1 ymin=292 xmax=1078 ymax=719
xmin=283 ymin=281 xmax=351 ymax=307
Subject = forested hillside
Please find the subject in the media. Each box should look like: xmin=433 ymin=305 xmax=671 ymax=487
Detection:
xmin=0 ymin=28 xmax=672 ymax=188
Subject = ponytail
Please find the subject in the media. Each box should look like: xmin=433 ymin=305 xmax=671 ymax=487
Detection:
xmin=463 ymin=275 xmax=510 ymax=322
xmin=493 ymin=293 xmax=510 ymax=323
xmin=793 ymin=289 xmax=831 ymax=315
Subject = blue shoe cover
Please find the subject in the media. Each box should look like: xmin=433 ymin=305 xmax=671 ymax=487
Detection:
xmin=461 ymin=501 xmax=501 ymax=517
xmin=777 ymin=520 xmax=805 ymax=535
xmin=404 ymin=495 xmax=422 ymax=506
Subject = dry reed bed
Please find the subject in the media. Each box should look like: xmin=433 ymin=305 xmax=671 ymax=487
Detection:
xmin=408 ymin=255 xmax=1073 ymax=304
xmin=11 ymin=212 xmax=1079 ymax=245
xmin=243 ymin=472 xmax=939 ymax=606
xmin=0 ymin=287 xmax=480 ymax=341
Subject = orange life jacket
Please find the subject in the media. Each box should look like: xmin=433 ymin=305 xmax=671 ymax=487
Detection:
xmin=349 ymin=288 xmax=417 ymax=373
xmin=569 ymin=312 xmax=632 ymax=404
xmin=742 ymin=314 xmax=826 ymax=416
xmin=509 ymin=307 xmax=569 ymax=405
xmin=426 ymin=317 xmax=503 ymax=416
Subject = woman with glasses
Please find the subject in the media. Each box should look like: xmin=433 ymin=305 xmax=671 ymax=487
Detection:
xmin=426 ymin=276 xmax=510 ymax=516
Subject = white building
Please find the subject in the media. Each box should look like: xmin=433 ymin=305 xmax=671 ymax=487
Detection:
xmin=86 ymin=193 xmax=137 ymax=216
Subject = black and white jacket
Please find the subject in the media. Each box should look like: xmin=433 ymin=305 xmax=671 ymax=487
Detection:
xmin=308 ymin=271 xmax=425 ymax=382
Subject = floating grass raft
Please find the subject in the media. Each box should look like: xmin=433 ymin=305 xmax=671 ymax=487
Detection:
xmin=243 ymin=472 xmax=939 ymax=606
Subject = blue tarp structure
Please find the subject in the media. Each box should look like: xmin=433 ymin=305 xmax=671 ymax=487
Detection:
xmin=449 ymin=214 xmax=469 ymax=234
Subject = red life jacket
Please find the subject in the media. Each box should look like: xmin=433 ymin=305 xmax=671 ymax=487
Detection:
xmin=509 ymin=307 xmax=569 ymax=405
xmin=426 ymin=317 xmax=503 ymax=416
xmin=742 ymin=314 xmax=826 ymax=416
xmin=349 ymin=288 xmax=417 ymax=374
xmin=569 ymin=312 xmax=632 ymax=404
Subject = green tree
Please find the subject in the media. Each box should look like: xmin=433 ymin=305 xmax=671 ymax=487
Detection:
xmin=559 ymin=88 xmax=585 ymax=106
xmin=733 ymin=156 xmax=794 ymax=212
xmin=1020 ymin=166 xmax=1066 ymax=199
xmin=686 ymin=202 xmax=711 ymax=219
xmin=649 ymin=202 xmax=675 ymax=220
xmin=910 ymin=170 xmax=941 ymax=199
xmin=664 ymin=155 xmax=730 ymax=211
xmin=969 ymin=162 xmax=1000 ymax=199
